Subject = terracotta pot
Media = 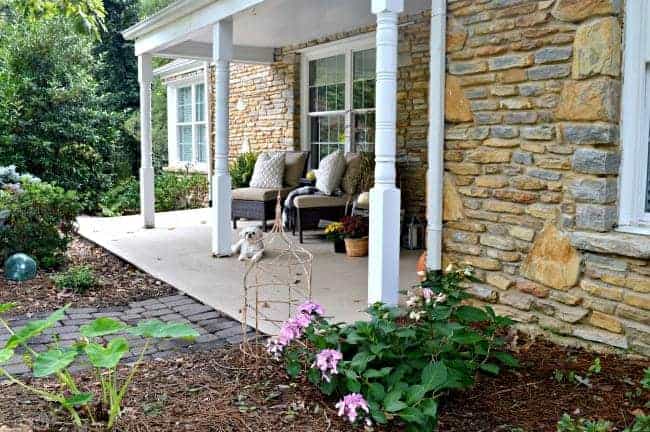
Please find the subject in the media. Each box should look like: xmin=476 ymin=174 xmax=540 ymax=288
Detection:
xmin=416 ymin=251 xmax=427 ymax=281
xmin=334 ymin=239 xmax=346 ymax=253
xmin=344 ymin=237 xmax=368 ymax=257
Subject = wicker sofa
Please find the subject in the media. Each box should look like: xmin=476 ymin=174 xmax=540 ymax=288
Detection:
xmin=231 ymin=151 xmax=309 ymax=231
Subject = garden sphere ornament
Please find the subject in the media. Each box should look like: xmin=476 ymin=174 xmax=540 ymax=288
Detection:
xmin=4 ymin=253 xmax=37 ymax=281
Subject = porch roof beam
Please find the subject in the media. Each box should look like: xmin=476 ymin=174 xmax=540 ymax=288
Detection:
xmin=156 ymin=43 xmax=275 ymax=64
xmin=127 ymin=0 xmax=263 ymax=56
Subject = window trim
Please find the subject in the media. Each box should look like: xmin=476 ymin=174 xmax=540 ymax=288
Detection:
xmin=167 ymin=77 xmax=208 ymax=171
xmin=299 ymin=33 xmax=376 ymax=164
xmin=619 ymin=0 xmax=650 ymax=233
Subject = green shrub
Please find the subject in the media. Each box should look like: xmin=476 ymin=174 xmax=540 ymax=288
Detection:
xmin=0 ymin=302 xmax=199 ymax=429
xmin=229 ymin=152 xmax=257 ymax=189
xmin=99 ymin=172 xmax=208 ymax=216
xmin=52 ymin=265 xmax=97 ymax=293
xmin=0 ymin=180 xmax=80 ymax=268
xmin=269 ymin=268 xmax=517 ymax=430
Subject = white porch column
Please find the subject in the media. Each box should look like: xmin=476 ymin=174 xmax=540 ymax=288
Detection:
xmin=368 ymin=0 xmax=403 ymax=305
xmin=211 ymin=19 xmax=233 ymax=256
xmin=138 ymin=53 xmax=155 ymax=229
xmin=426 ymin=0 xmax=446 ymax=270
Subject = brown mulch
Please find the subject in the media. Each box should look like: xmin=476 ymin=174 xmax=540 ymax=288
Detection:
xmin=0 ymin=338 xmax=648 ymax=432
xmin=0 ymin=236 xmax=177 ymax=316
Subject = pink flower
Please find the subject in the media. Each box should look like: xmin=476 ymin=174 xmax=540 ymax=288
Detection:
xmin=297 ymin=300 xmax=325 ymax=317
xmin=422 ymin=288 xmax=434 ymax=304
xmin=335 ymin=393 xmax=370 ymax=424
xmin=266 ymin=313 xmax=313 ymax=358
xmin=313 ymin=349 xmax=342 ymax=382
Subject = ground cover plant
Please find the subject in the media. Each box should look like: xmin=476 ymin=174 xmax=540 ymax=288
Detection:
xmin=0 ymin=168 xmax=80 ymax=268
xmin=0 ymin=302 xmax=199 ymax=429
xmin=99 ymin=172 xmax=208 ymax=216
xmin=52 ymin=265 xmax=98 ymax=294
xmin=268 ymin=268 xmax=518 ymax=431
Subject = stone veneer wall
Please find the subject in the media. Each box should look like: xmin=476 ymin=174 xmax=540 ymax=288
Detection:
xmin=444 ymin=0 xmax=650 ymax=357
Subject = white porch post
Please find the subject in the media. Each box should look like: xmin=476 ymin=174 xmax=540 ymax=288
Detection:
xmin=138 ymin=53 xmax=155 ymax=229
xmin=426 ymin=0 xmax=446 ymax=270
xmin=368 ymin=0 xmax=403 ymax=305
xmin=211 ymin=19 xmax=233 ymax=256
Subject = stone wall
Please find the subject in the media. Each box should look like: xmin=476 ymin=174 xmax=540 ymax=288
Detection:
xmin=444 ymin=0 xmax=650 ymax=356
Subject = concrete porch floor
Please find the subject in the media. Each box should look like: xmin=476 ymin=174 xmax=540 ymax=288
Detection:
xmin=77 ymin=209 xmax=420 ymax=334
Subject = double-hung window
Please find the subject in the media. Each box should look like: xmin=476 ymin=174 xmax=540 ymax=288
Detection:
xmin=301 ymin=35 xmax=376 ymax=168
xmin=619 ymin=1 xmax=650 ymax=233
xmin=169 ymin=81 xmax=207 ymax=168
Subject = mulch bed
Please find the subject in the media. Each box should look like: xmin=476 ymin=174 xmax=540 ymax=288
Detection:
xmin=0 ymin=236 xmax=177 ymax=317
xmin=0 ymin=337 xmax=647 ymax=431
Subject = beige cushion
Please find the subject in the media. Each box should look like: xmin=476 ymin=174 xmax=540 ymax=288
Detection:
xmin=341 ymin=153 xmax=361 ymax=195
xmin=315 ymin=150 xmax=346 ymax=195
xmin=283 ymin=151 xmax=308 ymax=187
xmin=250 ymin=152 xmax=285 ymax=188
xmin=294 ymin=195 xmax=348 ymax=209
xmin=232 ymin=187 xmax=293 ymax=202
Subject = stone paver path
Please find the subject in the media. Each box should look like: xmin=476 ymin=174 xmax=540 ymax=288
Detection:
xmin=0 ymin=294 xmax=253 ymax=376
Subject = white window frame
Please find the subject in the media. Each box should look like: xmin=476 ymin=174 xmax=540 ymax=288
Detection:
xmin=299 ymin=33 xmax=376 ymax=165
xmin=167 ymin=77 xmax=209 ymax=172
xmin=619 ymin=0 xmax=650 ymax=234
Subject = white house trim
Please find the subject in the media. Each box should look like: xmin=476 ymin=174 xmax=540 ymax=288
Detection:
xmin=299 ymin=33 xmax=376 ymax=164
xmin=157 ymin=42 xmax=275 ymax=64
xmin=619 ymin=0 xmax=650 ymax=234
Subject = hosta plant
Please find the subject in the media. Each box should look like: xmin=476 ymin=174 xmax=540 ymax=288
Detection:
xmin=268 ymin=268 xmax=517 ymax=431
xmin=0 ymin=302 xmax=199 ymax=429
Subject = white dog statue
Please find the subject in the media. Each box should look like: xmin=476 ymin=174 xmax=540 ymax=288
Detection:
xmin=231 ymin=226 xmax=264 ymax=262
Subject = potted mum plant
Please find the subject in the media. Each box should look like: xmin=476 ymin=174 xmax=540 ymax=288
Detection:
xmin=341 ymin=215 xmax=368 ymax=257
xmin=324 ymin=221 xmax=346 ymax=253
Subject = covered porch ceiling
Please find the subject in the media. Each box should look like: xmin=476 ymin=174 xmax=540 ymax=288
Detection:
xmin=123 ymin=0 xmax=431 ymax=64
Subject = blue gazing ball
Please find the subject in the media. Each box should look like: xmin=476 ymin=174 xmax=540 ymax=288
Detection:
xmin=4 ymin=253 xmax=38 ymax=281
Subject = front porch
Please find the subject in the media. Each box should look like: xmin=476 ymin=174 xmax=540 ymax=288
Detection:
xmin=77 ymin=209 xmax=420 ymax=334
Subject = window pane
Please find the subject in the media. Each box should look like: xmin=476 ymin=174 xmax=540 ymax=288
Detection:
xmin=353 ymin=49 xmax=376 ymax=110
xmin=353 ymin=112 xmax=375 ymax=154
xmin=178 ymin=125 xmax=192 ymax=162
xmin=308 ymin=54 xmax=345 ymax=113
xmin=195 ymin=84 xmax=205 ymax=122
xmin=196 ymin=124 xmax=207 ymax=163
xmin=309 ymin=114 xmax=345 ymax=168
xmin=177 ymin=86 xmax=192 ymax=123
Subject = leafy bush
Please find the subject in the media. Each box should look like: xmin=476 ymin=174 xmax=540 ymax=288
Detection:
xmin=230 ymin=152 xmax=258 ymax=189
xmin=0 ymin=18 xmax=135 ymax=211
xmin=268 ymin=268 xmax=517 ymax=430
xmin=0 ymin=302 xmax=199 ymax=429
xmin=99 ymin=172 xmax=208 ymax=216
xmin=52 ymin=265 xmax=97 ymax=293
xmin=0 ymin=179 xmax=80 ymax=268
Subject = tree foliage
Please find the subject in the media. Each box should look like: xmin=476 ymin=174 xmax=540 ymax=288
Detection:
xmin=0 ymin=18 xmax=132 ymax=210
xmin=1 ymin=0 xmax=106 ymax=36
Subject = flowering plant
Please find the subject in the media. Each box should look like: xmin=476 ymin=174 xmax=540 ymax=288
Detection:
xmin=324 ymin=221 xmax=345 ymax=242
xmin=267 ymin=268 xmax=517 ymax=430
xmin=340 ymin=215 xmax=368 ymax=239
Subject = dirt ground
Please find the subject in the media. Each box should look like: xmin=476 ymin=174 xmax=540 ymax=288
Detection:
xmin=0 ymin=337 xmax=647 ymax=432
xmin=0 ymin=237 xmax=177 ymax=317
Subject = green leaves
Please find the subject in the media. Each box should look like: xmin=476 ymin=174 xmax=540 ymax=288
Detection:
xmin=454 ymin=305 xmax=488 ymax=323
xmin=33 ymin=349 xmax=78 ymax=377
xmin=5 ymin=306 xmax=67 ymax=349
xmin=128 ymin=320 xmax=199 ymax=339
xmin=350 ymin=351 xmax=375 ymax=372
xmin=0 ymin=348 xmax=14 ymax=364
xmin=422 ymin=361 xmax=448 ymax=392
xmin=65 ymin=392 xmax=93 ymax=407
xmin=84 ymin=337 xmax=129 ymax=369
xmin=383 ymin=390 xmax=407 ymax=413
xmin=479 ymin=363 xmax=500 ymax=375
xmin=0 ymin=302 xmax=17 ymax=314
xmin=80 ymin=317 xmax=127 ymax=338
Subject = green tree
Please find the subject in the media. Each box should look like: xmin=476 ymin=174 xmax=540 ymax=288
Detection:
xmin=1 ymin=0 xmax=106 ymax=36
xmin=0 ymin=18 xmax=131 ymax=211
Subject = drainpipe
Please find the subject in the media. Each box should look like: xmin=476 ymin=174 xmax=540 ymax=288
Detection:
xmin=426 ymin=0 xmax=446 ymax=270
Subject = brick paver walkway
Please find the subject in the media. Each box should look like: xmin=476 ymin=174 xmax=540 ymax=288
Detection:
xmin=0 ymin=294 xmax=252 ymax=376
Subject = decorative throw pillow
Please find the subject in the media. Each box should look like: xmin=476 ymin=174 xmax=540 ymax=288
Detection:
xmin=341 ymin=153 xmax=361 ymax=196
xmin=283 ymin=151 xmax=308 ymax=187
xmin=249 ymin=152 xmax=285 ymax=189
xmin=315 ymin=150 xmax=347 ymax=195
